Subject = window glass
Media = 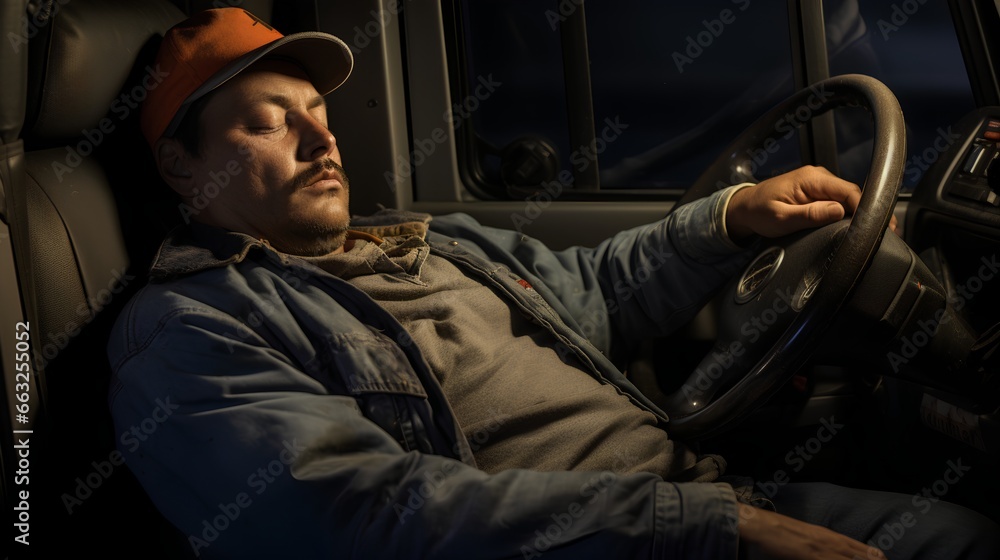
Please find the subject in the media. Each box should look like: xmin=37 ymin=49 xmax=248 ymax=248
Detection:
xmin=824 ymin=0 xmax=975 ymax=192
xmin=458 ymin=1 xmax=799 ymax=192
xmin=457 ymin=1 xmax=570 ymax=193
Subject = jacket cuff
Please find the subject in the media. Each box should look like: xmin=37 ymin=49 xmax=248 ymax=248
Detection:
xmin=718 ymin=182 xmax=757 ymax=250
xmin=653 ymin=481 xmax=740 ymax=559
xmin=672 ymin=184 xmax=756 ymax=262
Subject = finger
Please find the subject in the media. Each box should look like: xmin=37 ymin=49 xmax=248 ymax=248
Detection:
xmin=844 ymin=542 xmax=886 ymax=560
xmin=842 ymin=539 xmax=884 ymax=559
xmin=823 ymin=528 xmax=884 ymax=560
xmin=863 ymin=545 xmax=887 ymax=560
xmin=795 ymin=172 xmax=862 ymax=214
xmin=778 ymin=200 xmax=846 ymax=233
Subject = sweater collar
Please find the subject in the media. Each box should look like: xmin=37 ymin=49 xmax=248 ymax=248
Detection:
xmin=149 ymin=209 xmax=432 ymax=281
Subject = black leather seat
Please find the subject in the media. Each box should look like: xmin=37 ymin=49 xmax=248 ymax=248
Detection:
xmin=0 ymin=0 xmax=238 ymax=554
xmin=4 ymin=0 xmax=293 ymax=553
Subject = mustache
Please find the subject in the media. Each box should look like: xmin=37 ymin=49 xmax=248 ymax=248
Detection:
xmin=290 ymin=159 xmax=350 ymax=192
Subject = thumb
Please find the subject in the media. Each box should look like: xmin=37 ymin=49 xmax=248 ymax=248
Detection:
xmin=784 ymin=200 xmax=846 ymax=231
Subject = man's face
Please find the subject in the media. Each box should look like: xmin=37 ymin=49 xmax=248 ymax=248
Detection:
xmin=180 ymin=60 xmax=350 ymax=256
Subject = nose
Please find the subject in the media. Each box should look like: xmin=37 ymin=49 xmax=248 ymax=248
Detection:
xmin=297 ymin=112 xmax=337 ymax=161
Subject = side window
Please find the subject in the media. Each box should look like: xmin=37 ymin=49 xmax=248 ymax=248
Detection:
xmin=452 ymin=1 xmax=976 ymax=197
xmin=455 ymin=1 xmax=799 ymax=195
xmin=824 ymin=0 xmax=975 ymax=192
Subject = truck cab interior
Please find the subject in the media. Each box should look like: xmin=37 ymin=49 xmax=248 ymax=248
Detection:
xmin=1 ymin=0 xmax=999 ymax=556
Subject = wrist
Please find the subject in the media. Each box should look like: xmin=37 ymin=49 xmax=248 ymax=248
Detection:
xmin=723 ymin=183 xmax=756 ymax=241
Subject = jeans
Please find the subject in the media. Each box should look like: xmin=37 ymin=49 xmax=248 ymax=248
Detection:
xmin=767 ymin=482 xmax=999 ymax=560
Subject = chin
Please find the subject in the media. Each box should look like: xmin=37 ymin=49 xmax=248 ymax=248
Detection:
xmin=278 ymin=218 xmax=349 ymax=255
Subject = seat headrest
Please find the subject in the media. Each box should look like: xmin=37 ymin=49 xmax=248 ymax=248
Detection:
xmin=1 ymin=0 xmax=28 ymax=143
xmin=24 ymin=0 xmax=185 ymax=145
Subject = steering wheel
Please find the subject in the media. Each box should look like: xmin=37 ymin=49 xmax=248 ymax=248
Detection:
xmin=662 ymin=74 xmax=906 ymax=440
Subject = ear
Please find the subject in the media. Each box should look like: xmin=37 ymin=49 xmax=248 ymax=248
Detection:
xmin=154 ymin=138 xmax=197 ymax=197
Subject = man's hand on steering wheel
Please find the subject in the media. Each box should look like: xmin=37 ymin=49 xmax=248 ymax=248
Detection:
xmin=664 ymin=75 xmax=906 ymax=439
xmin=725 ymin=165 xmax=898 ymax=240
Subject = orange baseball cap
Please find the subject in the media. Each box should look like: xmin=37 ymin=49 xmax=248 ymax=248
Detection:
xmin=140 ymin=8 xmax=354 ymax=147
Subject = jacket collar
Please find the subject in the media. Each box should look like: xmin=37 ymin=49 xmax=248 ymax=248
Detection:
xmin=149 ymin=209 xmax=433 ymax=282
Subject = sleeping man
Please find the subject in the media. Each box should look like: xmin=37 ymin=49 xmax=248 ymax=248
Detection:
xmin=108 ymin=7 xmax=997 ymax=559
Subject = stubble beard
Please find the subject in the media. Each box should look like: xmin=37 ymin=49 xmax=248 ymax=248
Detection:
xmin=279 ymin=159 xmax=352 ymax=256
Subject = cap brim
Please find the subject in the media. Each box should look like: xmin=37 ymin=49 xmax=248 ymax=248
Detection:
xmin=163 ymin=32 xmax=354 ymax=137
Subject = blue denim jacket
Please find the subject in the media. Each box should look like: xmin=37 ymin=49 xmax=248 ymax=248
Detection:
xmin=108 ymin=186 xmax=753 ymax=559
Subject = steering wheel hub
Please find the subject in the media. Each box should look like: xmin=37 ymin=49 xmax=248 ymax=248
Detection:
xmin=736 ymin=247 xmax=785 ymax=304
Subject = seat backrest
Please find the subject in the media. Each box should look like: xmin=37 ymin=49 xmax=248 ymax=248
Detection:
xmin=4 ymin=1 xmax=294 ymax=553
xmin=3 ymin=0 xmax=194 ymax=554
xmin=0 ymin=0 xmax=32 ymax=547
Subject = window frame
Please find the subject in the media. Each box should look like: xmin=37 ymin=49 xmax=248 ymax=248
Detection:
xmin=422 ymin=0 xmax=994 ymax=204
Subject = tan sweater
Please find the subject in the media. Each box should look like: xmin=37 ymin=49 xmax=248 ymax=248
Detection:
xmin=302 ymin=222 xmax=721 ymax=481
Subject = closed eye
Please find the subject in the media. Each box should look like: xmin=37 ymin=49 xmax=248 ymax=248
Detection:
xmin=247 ymin=124 xmax=285 ymax=134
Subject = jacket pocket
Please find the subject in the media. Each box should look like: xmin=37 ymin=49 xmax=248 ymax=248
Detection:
xmin=307 ymin=327 xmax=432 ymax=452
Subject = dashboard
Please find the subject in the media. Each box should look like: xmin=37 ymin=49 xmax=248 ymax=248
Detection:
xmin=901 ymin=107 xmax=1000 ymax=455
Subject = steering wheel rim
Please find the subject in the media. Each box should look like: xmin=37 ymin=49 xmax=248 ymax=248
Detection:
xmin=663 ymin=74 xmax=906 ymax=440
